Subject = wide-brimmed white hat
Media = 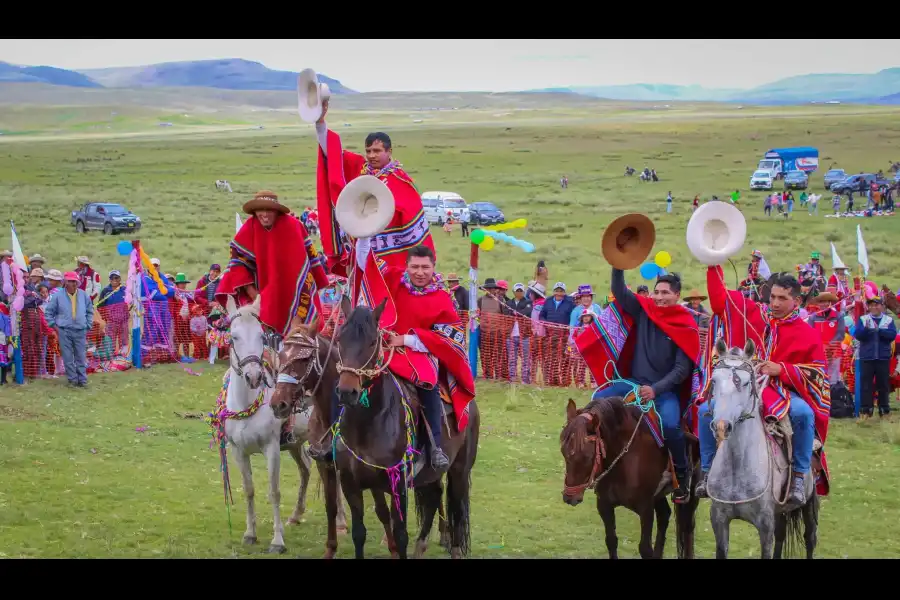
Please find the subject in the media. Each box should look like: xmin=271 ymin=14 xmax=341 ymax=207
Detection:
xmin=46 ymin=269 xmax=64 ymax=282
xmin=296 ymin=68 xmax=332 ymax=123
xmin=335 ymin=175 xmax=396 ymax=239
xmin=75 ymin=256 xmax=91 ymax=265
xmin=29 ymin=253 xmax=46 ymax=264
xmin=685 ymin=201 xmax=746 ymax=266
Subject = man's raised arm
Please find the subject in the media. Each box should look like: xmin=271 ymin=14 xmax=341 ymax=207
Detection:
xmin=610 ymin=268 xmax=641 ymax=318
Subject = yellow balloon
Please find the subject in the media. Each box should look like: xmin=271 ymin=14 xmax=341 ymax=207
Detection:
xmin=480 ymin=237 xmax=495 ymax=251
xmin=655 ymin=251 xmax=672 ymax=269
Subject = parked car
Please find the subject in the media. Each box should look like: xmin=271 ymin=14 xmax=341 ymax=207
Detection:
xmin=830 ymin=173 xmax=891 ymax=194
xmin=823 ymin=168 xmax=846 ymax=190
xmin=71 ymin=202 xmax=141 ymax=234
xmin=422 ymin=197 xmax=445 ymax=224
xmin=749 ymin=170 xmax=774 ymax=191
xmin=421 ymin=191 xmax=470 ymax=225
xmin=783 ymin=170 xmax=809 ymax=190
xmin=467 ymin=202 xmax=506 ymax=225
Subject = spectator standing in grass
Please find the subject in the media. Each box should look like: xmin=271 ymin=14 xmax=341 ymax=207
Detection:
xmin=540 ymin=282 xmax=576 ymax=386
xmin=832 ymin=193 xmax=842 ymax=215
xmin=44 ymin=271 xmax=94 ymax=388
xmin=692 ymin=195 xmax=699 ymax=211
xmin=569 ymin=284 xmax=602 ymax=327
xmin=445 ymin=273 xmax=469 ymax=311
xmin=799 ymin=190 xmax=808 ymax=208
xmin=854 ymin=295 xmax=895 ymax=419
xmin=98 ymin=270 xmax=128 ymax=353
xmin=666 ymin=191 xmax=673 ymax=213
xmin=506 ymin=283 xmax=533 ymax=384
xmin=730 ymin=189 xmax=740 ymax=204
xmin=459 ymin=210 xmax=469 ymax=238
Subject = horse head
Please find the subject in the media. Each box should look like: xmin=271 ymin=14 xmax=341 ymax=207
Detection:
xmin=881 ymin=285 xmax=900 ymax=316
xmin=271 ymin=314 xmax=323 ymax=420
xmin=227 ymin=295 xmax=268 ymax=389
xmin=335 ymin=297 xmax=387 ymax=408
xmin=710 ymin=337 xmax=758 ymax=445
xmin=560 ymin=398 xmax=603 ymax=506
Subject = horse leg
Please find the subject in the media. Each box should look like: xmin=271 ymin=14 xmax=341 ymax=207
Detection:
xmin=372 ymin=491 xmax=399 ymax=558
xmin=597 ymin=499 xmax=618 ymax=560
xmin=773 ymin=513 xmax=787 ymax=559
xmin=335 ymin=476 xmax=348 ymax=535
xmin=388 ymin=487 xmax=410 ymax=560
xmin=446 ymin=461 xmax=472 ymax=559
xmin=438 ymin=480 xmax=450 ymax=551
xmin=319 ymin=464 xmax=340 ymax=559
xmin=802 ymin=494 xmax=820 ymax=559
xmin=710 ymin=504 xmax=730 ymax=559
xmin=341 ymin=475 xmax=367 ymax=559
xmin=413 ymin=482 xmax=443 ymax=558
xmin=756 ymin=511 xmax=775 ymax=559
xmin=637 ymin=506 xmax=655 ymax=559
xmin=653 ymin=497 xmax=672 ymax=559
xmin=286 ymin=444 xmax=310 ymax=525
xmin=265 ymin=443 xmax=286 ymax=554
xmin=232 ymin=450 xmax=257 ymax=546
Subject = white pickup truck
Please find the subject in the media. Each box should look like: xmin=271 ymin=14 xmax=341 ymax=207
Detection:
xmin=421 ymin=191 xmax=470 ymax=225
xmin=749 ymin=170 xmax=774 ymax=191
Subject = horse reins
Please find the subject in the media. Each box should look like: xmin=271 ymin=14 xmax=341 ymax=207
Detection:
xmin=228 ymin=312 xmax=276 ymax=388
xmin=335 ymin=330 xmax=396 ymax=385
xmin=564 ymin=407 xmax=644 ymax=497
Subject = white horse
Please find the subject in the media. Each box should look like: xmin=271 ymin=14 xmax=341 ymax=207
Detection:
xmin=705 ymin=339 xmax=819 ymax=559
xmin=216 ymin=180 xmax=233 ymax=192
xmin=217 ymin=295 xmax=287 ymax=553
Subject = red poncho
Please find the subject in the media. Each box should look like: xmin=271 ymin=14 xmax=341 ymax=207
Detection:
xmin=375 ymin=264 xmax=475 ymax=432
xmin=215 ymin=214 xmax=328 ymax=336
xmin=703 ymin=266 xmax=831 ymax=495
xmin=575 ymin=293 xmax=701 ymax=437
xmin=316 ymin=128 xmax=435 ymax=282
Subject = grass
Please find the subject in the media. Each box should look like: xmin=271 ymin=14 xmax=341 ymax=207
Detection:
xmin=2 ymin=92 xmax=900 ymax=558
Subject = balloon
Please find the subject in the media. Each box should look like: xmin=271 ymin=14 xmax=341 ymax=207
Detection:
xmin=480 ymin=237 xmax=495 ymax=251
xmin=470 ymin=229 xmax=485 ymax=245
xmin=117 ymin=240 xmax=133 ymax=256
xmin=655 ymin=251 xmax=672 ymax=269
xmin=520 ymin=241 xmax=535 ymax=253
xmin=640 ymin=263 xmax=660 ymax=280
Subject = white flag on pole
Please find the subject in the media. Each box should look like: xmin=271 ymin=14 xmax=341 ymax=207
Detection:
xmin=857 ymin=224 xmax=869 ymax=276
xmin=10 ymin=221 xmax=26 ymax=270
xmin=235 ymin=213 xmax=243 ymax=233
xmin=830 ymin=242 xmax=847 ymax=270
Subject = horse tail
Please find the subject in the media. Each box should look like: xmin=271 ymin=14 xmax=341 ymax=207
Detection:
xmin=674 ymin=498 xmax=697 ymax=559
xmin=784 ymin=493 xmax=819 ymax=558
xmin=446 ymin=469 xmax=472 ymax=557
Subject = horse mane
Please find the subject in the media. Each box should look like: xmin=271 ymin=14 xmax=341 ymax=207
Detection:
xmin=561 ymin=395 xmax=633 ymax=455
xmin=341 ymin=305 xmax=378 ymax=343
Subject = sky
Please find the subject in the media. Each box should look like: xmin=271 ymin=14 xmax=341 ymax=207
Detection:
xmin=0 ymin=39 xmax=895 ymax=93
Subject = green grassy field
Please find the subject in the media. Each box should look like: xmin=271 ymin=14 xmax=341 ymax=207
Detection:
xmin=2 ymin=91 xmax=900 ymax=558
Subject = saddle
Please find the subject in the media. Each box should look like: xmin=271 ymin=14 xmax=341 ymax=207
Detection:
xmin=392 ymin=376 xmax=457 ymax=479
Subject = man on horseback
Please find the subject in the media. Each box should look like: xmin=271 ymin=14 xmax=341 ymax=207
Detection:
xmin=215 ymin=190 xmax=330 ymax=338
xmin=698 ymin=271 xmax=830 ymax=504
xmin=309 ymin=244 xmax=476 ymax=473
xmin=580 ymin=268 xmax=700 ymax=504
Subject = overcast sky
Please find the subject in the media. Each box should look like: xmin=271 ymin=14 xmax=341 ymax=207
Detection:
xmin=0 ymin=39 xmax=894 ymax=92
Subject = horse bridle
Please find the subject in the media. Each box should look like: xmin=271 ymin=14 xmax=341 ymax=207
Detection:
xmin=335 ymin=330 xmax=396 ymax=388
xmin=707 ymin=357 xmax=760 ymax=432
xmin=276 ymin=332 xmax=326 ymax=409
xmin=229 ymin=313 xmax=276 ymax=388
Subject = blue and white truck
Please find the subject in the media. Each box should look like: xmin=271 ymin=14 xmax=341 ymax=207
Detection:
xmin=756 ymin=147 xmax=819 ymax=180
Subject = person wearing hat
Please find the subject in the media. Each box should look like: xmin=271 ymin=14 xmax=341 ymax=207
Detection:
xmin=805 ymin=251 xmax=825 ymax=283
xmin=807 ymin=290 xmax=845 ymax=385
xmin=827 ymin=263 xmax=851 ymax=306
xmin=313 ymin=98 xmax=435 ymax=279
xmin=853 ymin=295 xmax=896 ymax=419
xmin=43 ymin=271 xmax=94 ymax=387
xmin=98 ymin=270 xmax=129 ymax=352
xmin=739 ymin=250 xmax=768 ymax=296
xmin=507 ymin=282 xmax=534 ymax=384
xmin=539 ymin=282 xmax=576 ymax=386
xmin=216 ymin=190 xmax=330 ymax=337
xmin=29 ymin=253 xmax=47 ymax=274
xmin=477 ymin=278 xmax=509 ymax=380
xmin=445 ymin=273 xmax=468 ymax=311
xmin=194 ymin=264 xmax=222 ymax=308
xmin=697 ymin=270 xmax=830 ymax=504
xmin=74 ymin=256 xmax=101 ymax=303
xmin=569 ymin=284 xmax=602 ymax=328
xmin=582 ymin=268 xmax=699 ymax=503
xmin=681 ymin=289 xmax=709 ymax=327
xmin=170 ymin=273 xmax=197 ymax=361
xmin=45 ymin=269 xmax=64 ymax=296
xmin=29 ymin=267 xmax=49 ymax=290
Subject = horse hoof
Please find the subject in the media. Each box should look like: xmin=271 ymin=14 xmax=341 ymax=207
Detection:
xmin=391 ymin=552 xmax=400 ymax=559
xmin=324 ymin=549 xmax=336 ymax=559
xmin=337 ymin=526 xmax=348 ymax=536
xmin=242 ymin=535 xmax=258 ymax=546
xmin=268 ymin=544 xmax=287 ymax=554
xmin=287 ymin=517 xmax=306 ymax=526
xmin=414 ymin=541 xmax=428 ymax=559
xmin=450 ymin=547 xmax=462 ymax=559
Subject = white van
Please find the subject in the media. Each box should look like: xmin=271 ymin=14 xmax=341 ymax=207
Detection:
xmin=421 ymin=191 xmax=470 ymax=225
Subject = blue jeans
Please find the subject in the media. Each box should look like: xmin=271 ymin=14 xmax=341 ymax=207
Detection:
xmin=697 ymin=391 xmax=814 ymax=474
xmin=506 ymin=336 xmax=531 ymax=384
xmin=592 ymin=380 xmax=687 ymax=472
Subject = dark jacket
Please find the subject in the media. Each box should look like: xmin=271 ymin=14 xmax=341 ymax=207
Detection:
xmin=507 ymin=297 xmax=533 ymax=317
xmin=539 ymin=294 xmax=576 ymax=326
xmin=451 ymin=285 xmax=469 ymax=311
xmin=854 ymin=314 xmax=897 ymax=361
xmin=611 ymin=269 xmax=691 ymax=396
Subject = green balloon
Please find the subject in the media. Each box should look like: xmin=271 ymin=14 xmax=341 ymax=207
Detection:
xmin=470 ymin=229 xmax=485 ymax=245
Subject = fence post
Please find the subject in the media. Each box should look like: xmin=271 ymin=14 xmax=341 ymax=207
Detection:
xmin=130 ymin=240 xmax=143 ymax=369
xmin=853 ymin=357 xmax=860 ymax=417
xmin=468 ymin=244 xmax=479 ymax=379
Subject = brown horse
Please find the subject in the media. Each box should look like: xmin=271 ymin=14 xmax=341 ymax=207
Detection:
xmin=881 ymin=285 xmax=900 ymax=316
xmin=333 ymin=297 xmax=480 ymax=559
xmin=560 ymin=396 xmax=699 ymax=559
xmin=270 ymin=313 xmax=436 ymax=559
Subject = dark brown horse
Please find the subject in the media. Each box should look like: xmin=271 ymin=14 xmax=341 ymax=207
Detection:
xmin=333 ymin=297 xmax=480 ymax=559
xmin=560 ymin=396 xmax=699 ymax=559
xmin=270 ymin=313 xmax=436 ymax=559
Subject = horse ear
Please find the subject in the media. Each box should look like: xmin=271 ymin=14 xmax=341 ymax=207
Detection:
xmin=340 ymin=294 xmax=352 ymax=322
xmin=225 ymin=294 xmax=238 ymax=317
xmin=566 ymin=399 xmax=577 ymax=422
xmin=715 ymin=337 xmax=727 ymax=356
xmin=372 ymin=297 xmax=388 ymax=324
xmin=744 ymin=339 xmax=756 ymax=360
xmin=251 ymin=293 xmax=262 ymax=313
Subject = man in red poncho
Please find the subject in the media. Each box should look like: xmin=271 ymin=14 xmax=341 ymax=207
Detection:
xmin=696 ymin=269 xmax=831 ymax=503
xmin=314 ymin=99 xmax=435 ymax=299
xmin=575 ymin=268 xmax=701 ymax=504
xmin=310 ymin=244 xmax=475 ymax=473
xmin=215 ymin=190 xmax=329 ymax=337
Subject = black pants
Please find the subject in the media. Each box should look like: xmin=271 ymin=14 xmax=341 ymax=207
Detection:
xmin=460 ymin=222 xmax=469 ymax=237
xmin=860 ymin=359 xmax=892 ymax=416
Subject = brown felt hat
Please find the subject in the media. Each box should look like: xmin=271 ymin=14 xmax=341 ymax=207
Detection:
xmin=683 ymin=289 xmax=707 ymax=302
xmin=601 ymin=213 xmax=656 ymax=271
xmin=809 ymin=292 xmax=839 ymax=304
xmin=242 ymin=190 xmax=291 ymax=216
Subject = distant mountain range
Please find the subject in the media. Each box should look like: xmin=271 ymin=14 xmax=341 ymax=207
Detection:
xmin=2 ymin=58 xmax=899 ymax=105
xmin=0 ymin=58 xmax=353 ymax=94
xmin=529 ymin=68 xmax=900 ymax=105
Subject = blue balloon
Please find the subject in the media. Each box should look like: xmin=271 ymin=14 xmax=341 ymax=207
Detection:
xmin=520 ymin=242 xmax=535 ymax=253
xmin=116 ymin=240 xmax=133 ymax=256
xmin=640 ymin=263 xmax=660 ymax=280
